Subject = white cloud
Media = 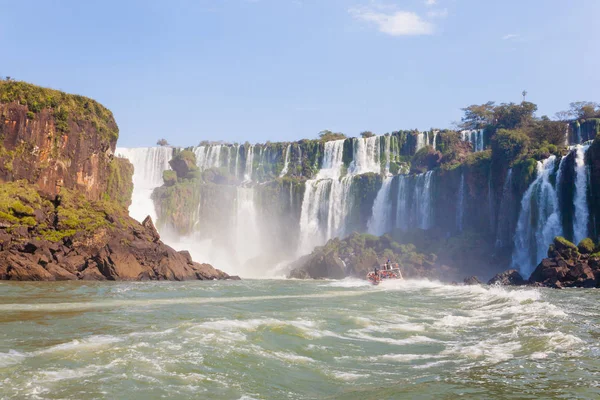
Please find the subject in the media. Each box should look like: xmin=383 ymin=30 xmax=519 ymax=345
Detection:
xmin=502 ymin=34 xmax=519 ymax=40
xmin=425 ymin=0 xmax=437 ymax=6
xmin=427 ymin=8 xmax=447 ymax=18
xmin=349 ymin=7 xmax=434 ymax=36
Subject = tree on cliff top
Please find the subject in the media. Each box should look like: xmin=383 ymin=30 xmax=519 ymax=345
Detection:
xmin=460 ymin=101 xmax=538 ymax=131
xmin=319 ymin=130 xmax=346 ymax=142
xmin=557 ymin=101 xmax=600 ymax=120
xmin=157 ymin=138 xmax=170 ymax=146
xmin=360 ymin=131 xmax=375 ymax=138
xmin=460 ymin=102 xmax=496 ymax=130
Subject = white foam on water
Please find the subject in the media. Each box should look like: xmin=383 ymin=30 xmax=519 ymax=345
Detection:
xmin=0 ymin=349 xmax=27 ymax=367
xmin=331 ymin=371 xmax=366 ymax=381
xmin=367 ymin=322 xmax=427 ymax=333
xmin=38 ymin=365 xmax=101 ymax=382
xmin=323 ymin=278 xmax=371 ymax=288
xmin=545 ymin=332 xmax=584 ymax=351
xmin=36 ymin=335 xmax=123 ymax=355
xmin=442 ymin=339 xmax=521 ymax=365
xmin=348 ymin=332 xmax=438 ymax=346
xmin=0 ymin=290 xmax=368 ymax=312
xmin=370 ymin=353 xmax=443 ymax=362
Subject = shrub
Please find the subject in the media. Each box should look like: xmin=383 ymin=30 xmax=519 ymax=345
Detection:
xmin=163 ymin=170 xmax=177 ymax=186
xmin=577 ymin=238 xmax=595 ymax=254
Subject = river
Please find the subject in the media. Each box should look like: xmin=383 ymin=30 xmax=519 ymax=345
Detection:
xmin=1 ymin=279 xmax=599 ymax=399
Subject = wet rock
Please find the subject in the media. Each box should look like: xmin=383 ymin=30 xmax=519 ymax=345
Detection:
xmin=463 ymin=276 xmax=482 ymax=285
xmin=288 ymin=252 xmax=346 ymax=280
xmin=487 ymin=269 xmax=526 ymax=286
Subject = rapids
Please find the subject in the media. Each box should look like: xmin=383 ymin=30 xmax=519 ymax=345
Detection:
xmin=1 ymin=280 xmax=599 ymax=399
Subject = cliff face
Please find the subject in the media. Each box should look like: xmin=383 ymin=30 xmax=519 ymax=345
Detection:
xmin=0 ymin=81 xmax=232 ymax=281
xmin=0 ymin=81 xmax=123 ymax=202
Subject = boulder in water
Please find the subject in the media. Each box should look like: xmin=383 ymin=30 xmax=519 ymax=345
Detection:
xmin=463 ymin=276 xmax=481 ymax=285
xmin=487 ymin=269 xmax=526 ymax=286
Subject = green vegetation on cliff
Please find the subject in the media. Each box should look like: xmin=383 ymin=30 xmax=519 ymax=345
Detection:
xmin=0 ymin=80 xmax=118 ymax=140
xmin=0 ymin=180 xmax=134 ymax=243
xmin=105 ymin=157 xmax=134 ymax=208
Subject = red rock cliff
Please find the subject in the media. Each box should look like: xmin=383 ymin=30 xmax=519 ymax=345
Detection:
xmin=0 ymin=81 xmax=119 ymax=201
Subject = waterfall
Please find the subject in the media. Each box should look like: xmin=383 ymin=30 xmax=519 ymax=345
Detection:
xmin=394 ymin=171 xmax=434 ymax=231
xmin=298 ymin=140 xmax=352 ymax=254
xmin=573 ymin=145 xmax=590 ymax=244
xmin=384 ymin=135 xmax=391 ymax=175
xmin=244 ymin=145 xmax=255 ymax=182
xmin=456 ymin=172 xmax=465 ymax=232
xmin=234 ymin=144 xmax=240 ymax=179
xmin=367 ymin=177 xmax=394 ymax=236
xmin=349 ymin=136 xmax=380 ymax=175
xmin=115 ymin=147 xmax=173 ymax=223
xmin=416 ymin=132 xmax=427 ymax=152
xmin=432 ymin=131 xmax=438 ymax=150
xmin=415 ymin=171 xmax=434 ymax=230
xmin=279 ymin=144 xmax=291 ymax=177
xmin=194 ymin=145 xmax=223 ymax=170
xmin=511 ymin=156 xmax=563 ymax=277
xmin=395 ymin=175 xmax=410 ymax=230
xmin=576 ymin=125 xmax=582 ymax=144
xmin=234 ymin=187 xmax=261 ymax=272
xmin=461 ymin=129 xmax=484 ymax=152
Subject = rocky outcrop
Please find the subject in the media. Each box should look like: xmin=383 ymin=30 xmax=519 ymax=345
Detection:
xmin=0 ymin=181 xmax=234 ymax=281
xmin=0 ymin=81 xmax=125 ymax=202
xmin=528 ymin=237 xmax=600 ymax=288
xmin=463 ymin=276 xmax=482 ymax=285
xmin=487 ymin=269 xmax=526 ymax=286
xmin=287 ymin=233 xmax=442 ymax=280
xmin=288 ymin=252 xmax=346 ymax=279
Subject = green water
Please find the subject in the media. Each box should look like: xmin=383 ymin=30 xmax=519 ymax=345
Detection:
xmin=1 ymin=279 xmax=599 ymax=399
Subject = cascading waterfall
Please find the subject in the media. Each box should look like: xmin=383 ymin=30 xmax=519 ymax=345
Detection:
xmin=115 ymin=147 xmax=173 ymax=223
xmin=394 ymin=171 xmax=434 ymax=231
xmin=432 ymin=131 xmax=439 ymax=150
xmin=194 ymin=145 xmax=223 ymax=170
xmin=367 ymin=177 xmax=393 ymax=236
xmin=395 ymin=175 xmax=410 ymax=230
xmin=234 ymin=144 xmax=240 ymax=179
xmin=415 ymin=171 xmax=434 ymax=230
xmin=461 ymin=130 xmax=485 ymax=152
xmin=511 ymin=156 xmax=563 ymax=277
xmin=349 ymin=136 xmax=381 ymax=175
xmin=572 ymin=145 xmax=590 ymax=244
xmin=244 ymin=145 xmax=255 ymax=182
xmin=456 ymin=172 xmax=465 ymax=232
xmin=234 ymin=187 xmax=262 ymax=274
xmin=384 ymin=135 xmax=391 ymax=175
xmin=298 ymin=140 xmax=351 ymax=255
xmin=416 ymin=132 xmax=427 ymax=152
xmin=279 ymin=144 xmax=291 ymax=177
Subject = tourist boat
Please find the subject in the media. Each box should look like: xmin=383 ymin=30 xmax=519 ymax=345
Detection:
xmin=367 ymin=263 xmax=404 ymax=285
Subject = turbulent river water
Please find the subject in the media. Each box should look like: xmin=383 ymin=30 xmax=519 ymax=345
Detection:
xmin=1 ymin=279 xmax=599 ymax=399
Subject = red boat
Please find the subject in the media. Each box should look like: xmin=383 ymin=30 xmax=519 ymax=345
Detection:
xmin=367 ymin=263 xmax=404 ymax=285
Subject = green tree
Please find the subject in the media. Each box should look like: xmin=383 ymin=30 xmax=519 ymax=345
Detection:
xmin=319 ymin=130 xmax=346 ymax=142
xmin=460 ymin=102 xmax=496 ymax=130
xmin=157 ymin=138 xmax=170 ymax=146
xmin=564 ymin=101 xmax=600 ymax=119
xmin=360 ymin=131 xmax=375 ymax=138
xmin=491 ymin=129 xmax=530 ymax=165
xmin=493 ymin=101 xmax=538 ymax=130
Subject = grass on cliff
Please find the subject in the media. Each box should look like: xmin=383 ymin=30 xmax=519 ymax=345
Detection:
xmin=0 ymin=80 xmax=118 ymax=140
xmin=0 ymin=180 xmax=134 ymax=242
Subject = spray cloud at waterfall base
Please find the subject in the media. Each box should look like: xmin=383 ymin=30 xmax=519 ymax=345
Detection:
xmin=117 ymin=115 xmax=600 ymax=282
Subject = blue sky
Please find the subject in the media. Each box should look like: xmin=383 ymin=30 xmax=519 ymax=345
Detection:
xmin=1 ymin=0 xmax=599 ymax=147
